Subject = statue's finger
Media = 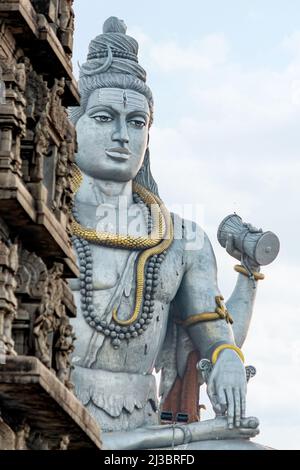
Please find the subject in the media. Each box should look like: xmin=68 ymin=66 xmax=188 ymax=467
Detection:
xmin=241 ymin=391 xmax=246 ymax=418
xmin=240 ymin=427 xmax=260 ymax=437
xmin=210 ymin=393 xmax=222 ymax=415
xmin=207 ymin=378 xmax=215 ymax=400
xmin=233 ymin=388 xmax=241 ymax=427
xmin=233 ymin=250 xmax=242 ymax=261
xmin=225 ymin=388 xmax=234 ymax=429
xmin=241 ymin=416 xmax=259 ymax=429
xmin=225 ymin=234 xmax=234 ymax=254
xmin=216 ymin=388 xmax=227 ymax=417
xmin=225 ymin=235 xmax=241 ymax=260
xmin=213 ymin=403 xmax=223 ymax=416
xmin=216 ymin=387 xmax=227 ymax=405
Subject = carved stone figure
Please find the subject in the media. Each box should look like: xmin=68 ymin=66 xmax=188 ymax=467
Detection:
xmin=0 ymin=64 xmax=6 ymax=104
xmin=24 ymin=59 xmax=49 ymax=121
xmin=68 ymin=17 xmax=279 ymax=449
xmin=0 ymin=418 xmax=15 ymax=450
xmin=66 ymin=119 xmax=76 ymax=150
xmin=28 ymin=432 xmax=50 ymax=450
xmin=15 ymin=423 xmax=30 ymax=450
xmin=15 ymin=63 xmax=26 ymax=93
xmin=33 ymin=262 xmax=65 ymax=367
xmin=59 ymin=0 xmax=74 ymax=55
xmin=3 ymin=241 xmax=18 ymax=354
xmin=59 ymin=434 xmax=70 ymax=450
xmin=33 ymin=291 xmax=54 ymax=368
xmin=53 ymin=141 xmax=69 ymax=211
xmin=33 ymin=112 xmax=49 ymax=181
xmin=0 ymin=59 xmax=26 ymax=174
xmin=52 ymin=121 xmax=77 ymax=214
xmin=59 ymin=0 xmax=74 ymax=31
xmin=16 ymin=249 xmax=48 ymax=299
xmin=0 ymin=238 xmax=18 ymax=356
xmin=54 ymin=313 xmax=76 ymax=388
xmin=49 ymin=77 xmax=67 ymax=134
xmin=47 ymin=263 xmax=64 ymax=314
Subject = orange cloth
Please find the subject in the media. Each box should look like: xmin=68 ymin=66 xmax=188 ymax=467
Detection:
xmin=161 ymin=350 xmax=200 ymax=423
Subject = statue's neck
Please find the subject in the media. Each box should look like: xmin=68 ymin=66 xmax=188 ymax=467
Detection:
xmin=75 ymin=171 xmax=133 ymax=208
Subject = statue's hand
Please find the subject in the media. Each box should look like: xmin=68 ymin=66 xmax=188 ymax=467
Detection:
xmin=226 ymin=234 xmax=260 ymax=271
xmin=207 ymin=349 xmax=247 ymax=429
xmin=225 ymin=233 xmax=241 ymax=261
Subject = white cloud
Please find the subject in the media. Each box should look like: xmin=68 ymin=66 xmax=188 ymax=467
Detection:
xmin=129 ymin=28 xmax=229 ymax=72
xmin=281 ymin=30 xmax=300 ymax=60
xmin=149 ymin=34 xmax=229 ymax=72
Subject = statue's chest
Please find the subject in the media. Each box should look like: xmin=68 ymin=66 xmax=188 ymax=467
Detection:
xmin=88 ymin=239 xmax=185 ymax=304
xmin=71 ymin=239 xmax=185 ymax=372
xmin=90 ymin=245 xmax=130 ymax=290
xmin=75 ymin=201 xmax=153 ymax=291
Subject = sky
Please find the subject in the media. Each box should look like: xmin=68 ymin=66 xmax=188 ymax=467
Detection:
xmin=72 ymin=0 xmax=300 ymax=450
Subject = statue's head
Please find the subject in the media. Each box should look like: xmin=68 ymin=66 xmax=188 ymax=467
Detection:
xmin=70 ymin=17 xmax=158 ymax=194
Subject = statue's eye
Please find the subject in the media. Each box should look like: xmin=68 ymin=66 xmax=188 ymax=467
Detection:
xmin=93 ymin=115 xmax=113 ymax=123
xmin=128 ymin=119 xmax=146 ymax=129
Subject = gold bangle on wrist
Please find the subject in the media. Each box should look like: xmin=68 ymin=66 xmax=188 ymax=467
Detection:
xmin=211 ymin=343 xmax=245 ymax=365
xmin=234 ymin=264 xmax=265 ymax=281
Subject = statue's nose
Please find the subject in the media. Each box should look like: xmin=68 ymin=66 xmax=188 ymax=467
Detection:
xmin=112 ymin=118 xmax=129 ymax=144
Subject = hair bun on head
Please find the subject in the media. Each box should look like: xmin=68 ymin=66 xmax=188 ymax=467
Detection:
xmin=103 ymin=16 xmax=127 ymax=34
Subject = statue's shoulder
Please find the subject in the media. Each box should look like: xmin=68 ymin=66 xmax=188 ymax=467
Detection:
xmin=171 ymin=212 xmax=209 ymax=253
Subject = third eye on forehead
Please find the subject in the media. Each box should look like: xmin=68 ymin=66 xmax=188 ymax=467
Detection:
xmin=96 ymin=88 xmax=149 ymax=112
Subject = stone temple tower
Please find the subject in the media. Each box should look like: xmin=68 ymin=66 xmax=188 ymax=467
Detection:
xmin=0 ymin=0 xmax=101 ymax=450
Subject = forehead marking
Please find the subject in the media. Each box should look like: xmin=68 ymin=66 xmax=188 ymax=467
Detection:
xmin=97 ymin=89 xmax=147 ymax=110
xmin=123 ymin=90 xmax=127 ymax=108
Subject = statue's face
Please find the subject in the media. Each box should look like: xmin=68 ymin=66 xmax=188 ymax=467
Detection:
xmin=75 ymin=88 xmax=150 ymax=182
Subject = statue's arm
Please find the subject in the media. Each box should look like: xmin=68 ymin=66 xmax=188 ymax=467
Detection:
xmin=225 ymin=273 xmax=257 ymax=348
xmin=174 ymin=225 xmax=248 ymax=428
xmin=222 ymin=232 xmax=260 ymax=348
xmin=175 ymin=229 xmax=235 ymax=359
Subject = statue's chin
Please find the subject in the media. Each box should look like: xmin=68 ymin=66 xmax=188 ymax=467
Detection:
xmin=75 ymin=162 xmax=137 ymax=183
xmin=89 ymin=173 xmax=133 ymax=183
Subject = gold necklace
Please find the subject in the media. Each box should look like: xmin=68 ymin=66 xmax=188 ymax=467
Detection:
xmin=70 ymin=163 xmax=174 ymax=326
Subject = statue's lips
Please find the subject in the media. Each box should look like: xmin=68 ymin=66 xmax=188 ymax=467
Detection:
xmin=105 ymin=148 xmax=131 ymax=161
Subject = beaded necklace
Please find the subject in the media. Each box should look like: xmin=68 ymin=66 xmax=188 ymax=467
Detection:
xmin=70 ymin=165 xmax=174 ymax=349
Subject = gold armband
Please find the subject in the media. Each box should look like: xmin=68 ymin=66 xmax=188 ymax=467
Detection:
xmin=211 ymin=343 xmax=245 ymax=365
xmin=234 ymin=264 xmax=265 ymax=281
xmin=180 ymin=312 xmax=222 ymax=327
xmin=178 ymin=296 xmax=233 ymax=327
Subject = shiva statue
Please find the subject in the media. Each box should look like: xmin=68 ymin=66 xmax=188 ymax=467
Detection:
xmin=68 ymin=17 xmax=279 ymax=450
